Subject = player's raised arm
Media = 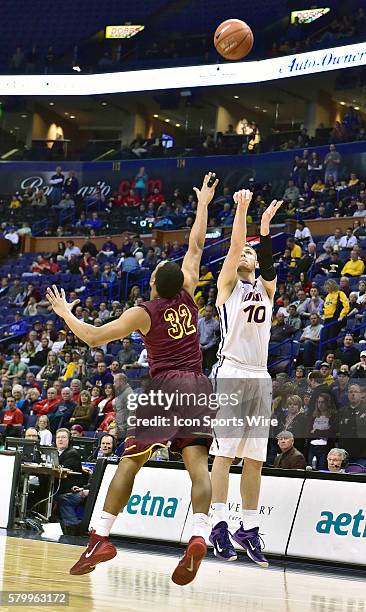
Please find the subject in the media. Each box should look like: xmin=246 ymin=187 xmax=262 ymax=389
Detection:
xmin=258 ymin=199 xmax=283 ymax=301
xmin=46 ymin=285 xmax=150 ymax=347
xmin=181 ymin=172 xmax=219 ymax=296
xmin=217 ymin=189 xmax=252 ymax=305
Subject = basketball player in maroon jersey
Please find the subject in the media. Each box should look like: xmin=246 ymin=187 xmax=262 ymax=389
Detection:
xmin=46 ymin=172 xmax=219 ymax=586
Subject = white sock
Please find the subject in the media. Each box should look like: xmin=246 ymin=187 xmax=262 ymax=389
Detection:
xmin=192 ymin=513 xmax=210 ymax=540
xmin=211 ymin=502 xmax=227 ymax=526
xmin=94 ymin=511 xmax=117 ymax=537
xmin=242 ymin=509 xmax=259 ymax=531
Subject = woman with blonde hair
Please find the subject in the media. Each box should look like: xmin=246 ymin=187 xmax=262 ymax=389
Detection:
xmin=36 ymin=351 xmax=61 ymax=387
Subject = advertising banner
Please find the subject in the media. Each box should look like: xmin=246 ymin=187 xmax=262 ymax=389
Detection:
xmin=181 ymin=473 xmax=303 ymax=554
xmin=287 ymin=478 xmax=366 ymax=565
xmin=0 ymin=454 xmax=17 ymax=529
xmin=90 ymin=464 xmax=191 ymax=542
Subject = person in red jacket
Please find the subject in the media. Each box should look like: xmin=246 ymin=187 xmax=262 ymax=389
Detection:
xmin=1 ymin=396 xmax=24 ymax=427
xmin=32 ymin=387 xmax=60 ymax=415
xmin=122 ymin=189 xmax=140 ymax=207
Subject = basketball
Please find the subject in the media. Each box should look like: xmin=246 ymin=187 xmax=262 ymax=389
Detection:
xmin=214 ymin=19 xmax=253 ymax=61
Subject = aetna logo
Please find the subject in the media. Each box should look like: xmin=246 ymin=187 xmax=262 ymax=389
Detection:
xmin=123 ymin=490 xmax=178 ymax=518
xmin=316 ymin=510 xmax=366 ymax=537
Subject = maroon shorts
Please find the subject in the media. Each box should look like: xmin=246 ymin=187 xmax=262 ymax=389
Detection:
xmin=122 ymin=370 xmax=214 ymax=459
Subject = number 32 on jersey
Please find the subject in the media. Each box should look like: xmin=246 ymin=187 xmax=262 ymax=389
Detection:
xmin=163 ymin=305 xmax=196 ymax=340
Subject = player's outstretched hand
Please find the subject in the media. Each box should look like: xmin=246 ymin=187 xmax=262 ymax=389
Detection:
xmin=46 ymin=285 xmax=80 ymax=318
xmin=233 ymin=189 xmax=253 ymax=210
xmin=260 ymin=200 xmax=283 ymax=233
xmin=193 ymin=172 xmax=219 ymax=206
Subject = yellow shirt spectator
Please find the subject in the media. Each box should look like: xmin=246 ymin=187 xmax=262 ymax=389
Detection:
xmin=9 ymin=197 xmax=21 ymax=209
xmin=291 ymin=244 xmax=302 ymax=259
xmin=341 ymin=254 xmax=365 ymax=277
xmin=311 ymin=180 xmax=325 ymax=191
xmin=323 ymin=289 xmax=350 ymax=321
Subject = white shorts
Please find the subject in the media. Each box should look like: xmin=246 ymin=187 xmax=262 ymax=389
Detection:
xmin=209 ymin=359 xmax=272 ymax=462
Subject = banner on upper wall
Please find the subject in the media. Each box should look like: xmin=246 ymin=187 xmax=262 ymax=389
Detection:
xmin=287 ymin=478 xmax=366 ymax=566
xmin=1 ymin=141 xmax=366 ymax=201
xmin=181 ymin=473 xmax=303 ymax=555
xmin=0 ymin=42 xmax=365 ymax=95
xmin=89 ymin=464 xmax=191 ymax=542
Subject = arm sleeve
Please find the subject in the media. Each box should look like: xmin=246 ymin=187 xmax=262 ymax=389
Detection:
xmin=339 ymin=292 xmax=350 ymax=319
xmin=258 ymin=234 xmax=276 ymax=281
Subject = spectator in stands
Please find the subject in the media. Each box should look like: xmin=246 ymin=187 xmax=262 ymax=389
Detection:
xmin=324 ymin=144 xmax=341 ymax=184
xmin=101 ymin=263 xmax=117 ymax=287
xmin=287 ymin=304 xmax=302 ymax=331
xmin=338 ymin=383 xmax=366 ymax=463
xmin=3 ymin=352 xmax=28 ymax=381
xmin=198 ymin=305 xmax=220 ymax=373
xmin=283 ymin=179 xmax=300 ymax=203
xmin=54 ymin=428 xmax=84 ymax=535
xmin=117 ymin=338 xmax=138 ymax=369
xmin=294 ymin=221 xmax=312 ymax=249
xmin=341 ymin=249 xmax=365 ymax=277
xmin=64 ymin=170 xmax=79 ymax=197
xmin=319 ymin=362 xmax=334 ymax=386
xmin=335 ymin=334 xmax=360 ymax=368
xmin=322 ymin=279 xmax=350 ymax=352
xmin=89 ymin=362 xmax=114 ymax=387
xmin=331 ymin=370 xmax=350 ymax=408
xmin=64 ymin=240 xmax=81 ymax=260
xmin=350 ymin=350 xmax=366 ymax=378
xmin=274 ymin=431 xmax=306 ymax=469
xmin=64 ymin=390 xmax=94 ymax=430
xmin=327 ymin=448 xmax=349 ymax=473
xmin=36 ymin=351 xmax=61 ymax=387
xmin=307 ymin=393 xmax=337 ymax=470
xmin=29 ymin=336 xmax=50 ymax=368
xmin=321 ymin=250 xmax=343 ymax=278
xmin=0 ymin=396 xmax=24 ymax=435
xmin=48 ymin=386 xmax=76 ymax=432
xmin=54 ymin=193 xmax=75 ymax=210
xmin=300 ymin=313 xmax=323 ymax=366
xmin=49 ymin=166 xmax=64 ymax=205
xmin=323 ymin=229 xmax=343 ymax=251
xmin=32 ymin=387 xmax=60 ymax=416
xmin=338 ymin=228 xmax=358 ymax=250
xmin=270 ymin=312 xmax=296 ymax=343
xmin=35 ymin=414 xmax=52 ymax=445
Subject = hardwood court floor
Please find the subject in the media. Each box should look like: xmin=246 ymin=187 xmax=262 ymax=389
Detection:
xmin=1 ymin=535 xmax=366 ymax=612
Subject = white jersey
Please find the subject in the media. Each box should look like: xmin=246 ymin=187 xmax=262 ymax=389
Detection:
xmin=217 ymin=277 xmax=273 ymax=369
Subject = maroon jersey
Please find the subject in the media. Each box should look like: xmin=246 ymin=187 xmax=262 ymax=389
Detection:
xmin=138 ymin=289 xmax=202 ymax=377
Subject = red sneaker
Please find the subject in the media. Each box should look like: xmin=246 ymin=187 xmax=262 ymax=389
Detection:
xmin=69 ymin=529 xmax=117 ymax=575
xmin=171 ymin=536 xmax=207 ymax=586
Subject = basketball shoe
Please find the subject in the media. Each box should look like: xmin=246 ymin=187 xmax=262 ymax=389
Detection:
xmin=69 ymin=529 xmax=117 ymax=575
xmin=171 ymin=536 xmax=207 ymax=585
xmin=232 ymin=523 xmax=268 ymax=567
xmin=209 ymin=521 xmax=237 ymax=561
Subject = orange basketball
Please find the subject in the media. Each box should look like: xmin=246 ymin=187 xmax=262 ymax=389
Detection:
xmin=214 ymin=19 xmax=254 ymax=61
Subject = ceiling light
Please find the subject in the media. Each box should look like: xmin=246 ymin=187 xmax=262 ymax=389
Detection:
xmin=14 ymin=127 xmax=19 ymax=130
xmin=21 ymin=114 xmax=27 ymax=118
xmin=153 ymin=114 xmax=159 ymax=118
xmin=234 ymin=95 xmax=239 ymax=99
xmin=262 ymin=109 xmax=267 ymax=113
xmin=72 ymin=65 xmax=81 ymax=72
xmin=175 ymin=123 xmax=181 ymax=127
xmin=354 ymin=106 xmax=360 ymax=110
xmin=70 ymin=115 xmax=76 ymax=119
xmin=64 ymin=112 xmax=69 ymax=116
xmin=49 ymin=102 xmax=55 ymax=106
xmin=165 ymin=118 xmax=170 ymax=123
xmin=101 ymin=101 xmax=107 ymax=106
xmin=340 ymin=101 xmax=346 ymax=106
xmin=254 ymin=105 xmax=260 ymax=110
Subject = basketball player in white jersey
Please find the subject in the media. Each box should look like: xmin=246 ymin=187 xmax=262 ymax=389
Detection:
xmin=209 ymin=189 xmax=282 ymax=566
